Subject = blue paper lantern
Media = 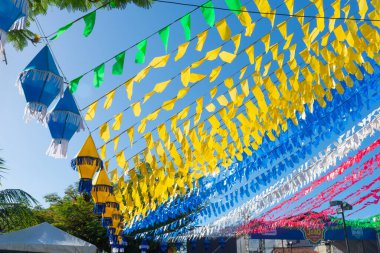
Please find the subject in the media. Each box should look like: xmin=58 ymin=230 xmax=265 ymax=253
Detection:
xmin=17 ymin=46 xmax=64 ymax=122
xmin=204 ymin=238 xmax=210 ymax=251
xmin=175 ymin=241 xmax=182 ymax=251
xmin=218 ymin=238 xmax=226 ymax=248
xmin=139 ymin=239 xmax=149 ymax=253
xmin=160 ymin=241 xmax=167 ymax=252
xmin=0 ymin=0 xmax=28 ymax=58
xmin=46 ymin=88 xmax=83 ymax=158
xmin=190 ymin=239 xmax=197 ymax=249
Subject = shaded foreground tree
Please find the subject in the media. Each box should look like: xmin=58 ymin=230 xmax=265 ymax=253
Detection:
xmin=33 ymin=184 xmax=110 ymax=251
xmin=9 ymin=0 xmax=153 ymax=50
xmin=0 ymin=156 xmax=38 ymax=232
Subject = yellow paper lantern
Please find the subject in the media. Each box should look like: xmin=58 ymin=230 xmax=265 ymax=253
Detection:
xmin=71 ymin=135 xmax=102 ymax=193
xmin=92 ymin=168 xmax=113 ymax=214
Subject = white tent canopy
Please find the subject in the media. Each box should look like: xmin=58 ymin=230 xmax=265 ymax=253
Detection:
xmin=0 ymin=222 xmax=97 ymax=253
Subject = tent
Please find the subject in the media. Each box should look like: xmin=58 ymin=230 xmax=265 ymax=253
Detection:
xmin=0 ymin=222 xmax=97 ymax=253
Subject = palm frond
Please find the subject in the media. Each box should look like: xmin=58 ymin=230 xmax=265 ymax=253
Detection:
xmin=0 ymin=204 xmax=38 ymax=232
xmin=0 ymin=189 xmax=38 ymax=207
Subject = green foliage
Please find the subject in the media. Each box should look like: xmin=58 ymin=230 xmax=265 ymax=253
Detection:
xmin=8 ymin=0 xmax=153 ymax=50
xmin=33 ymin=184 xmax=110 ymax=251
xmin=0 ymin=156 xmax=39 ymax=232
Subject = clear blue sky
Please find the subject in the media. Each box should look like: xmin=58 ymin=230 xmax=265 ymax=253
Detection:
xmin=0 ymin=0 xmax=379 ymax=225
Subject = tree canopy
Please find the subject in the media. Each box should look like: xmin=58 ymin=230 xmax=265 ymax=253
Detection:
xmin=9 ymin=0 xmax=153 ymax=50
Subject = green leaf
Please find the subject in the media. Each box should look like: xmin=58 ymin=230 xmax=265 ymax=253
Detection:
xmin=69 ymin=76 xmax=83 ymax=93
xmin=93 ymin=63 xmax=105 ymax=88
xmin=50 ymin=22 xmax=74 ymax=41
xmin=201 ymin=1 xmax=215 ymax=27
xmin=83 ymin=11 xmax=97 ymax=37
xmin=135 ymin=39 xmax=147 ymax=64
xmin=158 ymin=26 xmax=170 ymax=52
xmin=224 ymin=0 xmax=242 ymax=14
xmin=112 ymin=51 xmax=126 ymax=75
xmin=180 ymin=13 xmax=191 ymax=41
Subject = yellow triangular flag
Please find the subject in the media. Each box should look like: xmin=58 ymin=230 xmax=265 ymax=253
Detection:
xmin=149 ymin=54 xmax=170 ymax=68
xmin=205 ymin=46 xmax=223 ymax=61
xmin=217 ymin=95 xmax=228 ymax=106
xmin=146 ymin=109 xmax=160 ymax=121
xmin=245 ymin=44 xmax=254 ymax=64
xmin=232 ymin=34 xmax=241 ymax=54
xmin=143 ymin=90 xmax=155 ymax=103
xmin=154 ymin=79 xmax=171 ymax=93
xmin=225 ymin=77 xmax=234 ymax=88
xmin=132 ymin=102 xmax=141 ymax=117
xmin=196 ymin=30 xmax=208 ymax=52
xmin=113 ymin=135 xmax=120 ymax=151
xmin=104 ymin=90 xmax=116 ymax=110
xmin=116 ymin=151 xmax=127 ymax=169
xmin=205 ymin=103 xmax=216 ymax=112
xmin=112 ymin=112 xmax=123 ymax=131
xmin=85 ymin=101 xmax=98 ymax=121
xmin=127 ymin=127 xmax=134 ymax=147
xmin=219 ymin=51 xmax=237 ymax=63
xmin=178 ymin=106 xmax=190 ymax=120
xmin=261 ymin=33 xmax=271 ymax=53
xmin=210 ymin=86 xmax=218 ymax=98
xmin=162 ymin=98 xmax=176 ymax=111
xmin=175 ymin=41 xmax=190 ymax=61
xmin=124 ymin=78 xmax=134 ymax=101
xmin=215 ymin=19 xmax=231 ymax=41
xmin=209 ymin=66 xmax=222 ymax=82
xmin=138 ymin=119 xmax=147 ymax=133
xmin=177 ymin=87 xmax=190 ymax=99
xmin=135 ymin=66 xmax=151 ymax=83
xmin=285 ymin=0 xmax=294 ymax=14
xmin=189 ymin=73 xmax=206 ymax=83
xmin=181 ymin=67 xmax=191 ymax=87
xmin=99 ymin=122 xmax=110 ymax=142
xmin=100 ymin=144 xmax=106 ymax=159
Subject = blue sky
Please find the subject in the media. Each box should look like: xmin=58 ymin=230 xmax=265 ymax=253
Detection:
xmin=0 ymin=0 xmax=379 ymax=225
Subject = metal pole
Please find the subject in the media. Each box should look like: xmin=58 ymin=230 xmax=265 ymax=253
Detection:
xmin=341 ymin=206 xmax=351 ymax=253
xmin=361 ymin=239 xmax=365 ymax=253
xmin=282 ymin=240 xmax=285 ymax=253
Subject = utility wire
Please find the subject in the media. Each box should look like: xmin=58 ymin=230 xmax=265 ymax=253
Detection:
xmin=154 ymin=0 xmax=380 ymax=22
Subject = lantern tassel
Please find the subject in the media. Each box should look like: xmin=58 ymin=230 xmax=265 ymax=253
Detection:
xmin=78 ymin=178 xmax=93 ymax=194
xmin=17 ymin=69 xmax=64 ymax=97
xmin=46 ymin=139 xmax=69 ymax=159
xmin=24 ymin=102 xmax=48 ymax=123
xmin=102 ymin=217 xmax=113 ymax=227
xmin=94 ymin=203 xmax=106 ymax=214
xmin=71 ymin=156 xmax=103 ymax=170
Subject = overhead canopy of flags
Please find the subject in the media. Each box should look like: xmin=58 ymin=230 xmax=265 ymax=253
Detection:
xmin=13 ymin=0 xmax=380 ymax=248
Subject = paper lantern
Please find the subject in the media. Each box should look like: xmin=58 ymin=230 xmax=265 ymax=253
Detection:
xmin=17 ymin=46 xmax=64 ymax=122
xmin=91 ymin=168 xmax=113 ymax=214
xmin=102 ymin=194 xmax=119 ymax=227
xmin=112 ymin=210 xmax=123 ymax=227
xmin=71 ymin=135 xmax=102 ymax=193
xmin=0 ymin=0 xmax=28 ymax=58
xmin=139 ymin=240 xmax=149 ymax=253
xmin=160 ymin=241 xmax=167 ymax=252
xmin=46 ymin=88 xmax=84 ymax=158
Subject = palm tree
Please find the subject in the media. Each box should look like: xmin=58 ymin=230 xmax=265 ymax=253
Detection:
xmin=0 ymin=156 xmax=39 ymax=232
xmin=8 ymin=0 xmax=154 ymax=50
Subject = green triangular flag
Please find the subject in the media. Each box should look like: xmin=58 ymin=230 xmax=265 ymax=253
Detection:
xmin=180 ymin=13 xmax=191 ymax=41
xmin=225 ymin=0 xmax=242 ymax=14
xmin=83 ymin=11 xmax=96 ymax=37
xmin=50 ymin=22 xmax=74 ymax=40
xmin=93 ymin=63 xmax=105 ymax=88
xmin=69 ymin=75 xmax=83 ymax=93
xmin=112 ymin=52 xmax=125 ymax=75
xmin=159 ymin=26 xmax=170 ymax=52
xmin=201 ymin=1 xmax=215 ymax=27
xmin=135 ymin=39 xmax=147 ymax=64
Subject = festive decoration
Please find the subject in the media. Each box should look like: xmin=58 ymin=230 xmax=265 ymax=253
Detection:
xmin=102 ymin=194 xmax=119 ymax=227
xmin=71 ymin=135 xmax=102 ymax=193
xmin=17 ymin=46 xmax=64 ymax=122
xmin=0 ymin=0 xmax=28 ymax=60
xmin=91 ymin=168 xmax=113 ymax=214
xmin=46 ymin=88 xmax=84 ymax=158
